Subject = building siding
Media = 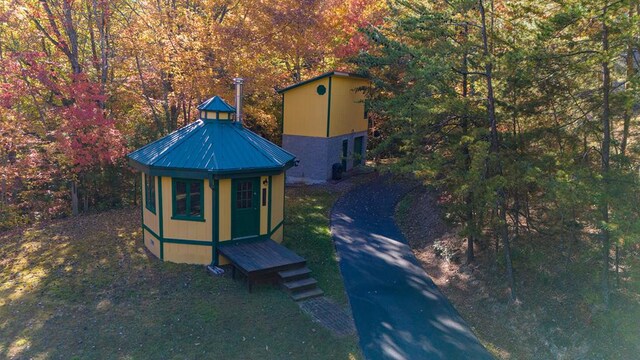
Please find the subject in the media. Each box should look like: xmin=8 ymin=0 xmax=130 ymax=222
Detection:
xmin=328 ymin=77 xmax=368 ymax=137
xmin=143 ymin=228 xmax=161 ymax=258
xmin=161 ymin=177 xmax=212 ymax=241
xmin=164 ymin=243 xmax=212 ymax=264
xmin=282 ymin=79 xmax=329 ymax=137
xmin=218 ymin=179 xmax=232 ymax=242
xmin=284 ymin=131 xmax=367 ymax=183
xmin=270 ymin=173 xmax=285 ymax=230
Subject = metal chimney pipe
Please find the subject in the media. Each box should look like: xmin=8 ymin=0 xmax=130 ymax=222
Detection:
xmin=233 ymin=77 xmax=243 ymax=124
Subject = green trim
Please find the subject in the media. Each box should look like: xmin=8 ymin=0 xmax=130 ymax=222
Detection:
xmin=218 ymin=235 xmax=267 ymax=246
xmin=164 ymin=238 xmax=213 ymax=246
xmin=170 ymin=216 xmax=205 ymax=222
xmin=143 ymin=224 xmax=161 ymax=241
xmin=171 ymin=178 xmax=205 ymax=221
xmin=158 ymin=176 xmax=164 ymax=260
xmin=270 ymin=219 xmax=284 ymax=236
xmin=142 ymin=223 xmax=212 ymax=253
xmin=212 ymin=178 xmax=220 ymax=266
xmin=267 ymin=176 xmax=272 ymax=232
xmin=280 ymin=94 xmax=285 ymax=135
xmin=282 ymin=173 xmax=286 ymax=241
xmin=128 ymin=159 xmax=295 ymax=180
xmin=326 ymin=77 xmax=332 ymax=138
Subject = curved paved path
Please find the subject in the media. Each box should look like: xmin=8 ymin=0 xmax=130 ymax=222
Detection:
xmin=331 ymin=175 xmax=492 ymax=360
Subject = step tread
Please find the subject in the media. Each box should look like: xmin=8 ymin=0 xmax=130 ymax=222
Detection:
xmin=283 ymin=277 xmax=317 ymax=290
xmin=291 ymin=288 xmax=324 ymax=301
xmin=278 ymin=267 xmax=311 ymax=279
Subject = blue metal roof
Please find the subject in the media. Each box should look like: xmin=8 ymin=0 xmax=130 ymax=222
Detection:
xmin=127 ymin=120 xmax=296 ymax=178
xmin=197 ymin=96 xmax=236 ymax=112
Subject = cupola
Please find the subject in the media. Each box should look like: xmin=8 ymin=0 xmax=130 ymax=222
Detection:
xmin=197 ymin=96 xmax=235 ymax=121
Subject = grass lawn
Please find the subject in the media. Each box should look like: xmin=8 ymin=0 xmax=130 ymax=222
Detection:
xmin=283 ymin=186 xmax=348 ymax=304
xmin=0 ymin=186 xmax=360 ymax=359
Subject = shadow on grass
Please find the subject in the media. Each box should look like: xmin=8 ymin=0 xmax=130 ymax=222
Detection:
xmin=0 ymin=208 xmax=360 ymax=359
xmin=283 ymin=186 xmax=351 ymax=304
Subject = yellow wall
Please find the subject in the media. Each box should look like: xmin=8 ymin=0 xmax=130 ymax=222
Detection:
xmin=162 ymin=177 xmax=212 ymax=241
xmin=144 ymin=229 xmax=161 ymax=258
xmin=142 ymin=174 xmax=159 ymax=235
xmin=329 ymin=77 xmax=369 ymax=137
xmin=203 ymin=111 xmax=231 ymax=120
xmin=271 ymin=226 xmax=283 ymax=243
xmin=218 ymin=178 xmax=231 ymax=242
xmin=164 ymin=243 xmax=212 ymax=264
xmin=270 ymin=173 xmax=285 ymax=232
xmin=140 ymin=172 xmax=286 ymax=265
xmin=283 ymin=78 xmax=329 ymax=137
xmin=218 ymin=255 xmax=230 ymax=266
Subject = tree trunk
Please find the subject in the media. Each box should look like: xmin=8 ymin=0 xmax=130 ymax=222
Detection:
xmin=71 ymin=181 xmax=79 ymax=216
xmin=133 ymin=173 xmax=138 ymax=206
xmin=1 ymin=176 xmax=6 ymax=206
xmin=462 ymin=23 xmax=474 ymax=264
xmin=479 ymin=0 xmax=516 ymax=301
xmin=600 ymin=3 xmax=611 ymax=308
xmin=83 ymin=195 xmax=88 ymax=212
xmin=621 ymin=3 xmax=636 ymax=157
xmin=615 ymin=244 xmax=620 ymax=288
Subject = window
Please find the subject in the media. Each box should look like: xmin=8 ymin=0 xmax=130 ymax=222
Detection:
xmin=235 ymin=181 xmax=253 ymax=209
xmin=172 ymin=178 xmax=204 ymax=221
xmin=145 ymin=174 xmax=156 ymax=213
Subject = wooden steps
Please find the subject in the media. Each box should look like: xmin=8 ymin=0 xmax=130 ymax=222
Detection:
xmin=291 ymin=288 xmax=324 ymax=301
xmin=278 ymin=265 xmax=324 ymax=301
xmin=278 ymin=267 xmax=312 ymax=281
xmin=219 ymin=238 xmax=324 ymax=300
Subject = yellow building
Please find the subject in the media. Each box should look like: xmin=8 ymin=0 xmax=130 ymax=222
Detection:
xmin=278 ymin=71 xmax=370 ymax=183
xmin=127 ymin=87 xmax=295 ymax=265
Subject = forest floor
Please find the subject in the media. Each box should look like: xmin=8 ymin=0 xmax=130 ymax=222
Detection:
xmin=396 ymin=187 xmax=640 ymax=360
xmin=0 ymin=181 xmax=366 ymax=359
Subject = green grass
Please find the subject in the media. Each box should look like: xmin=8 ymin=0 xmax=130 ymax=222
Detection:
xmin=283 ymin=186 xmax=348 ymax=304
xmin=0 ymin=187 xmax=360 ymax=359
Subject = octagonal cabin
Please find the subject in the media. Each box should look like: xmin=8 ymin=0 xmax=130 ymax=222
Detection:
xmin=279 ymin=71 xmax=370 ymax=184
xmin=127 ymin=88 xmax=295 ymax=265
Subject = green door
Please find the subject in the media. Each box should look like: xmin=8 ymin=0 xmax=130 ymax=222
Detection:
xmin=341 ymin=139 xmax=348 ymax=170
xmin=232 ymin=177 xmax=260 ymax=239
xmin=353 ymin=136 xmax=363 ymax=167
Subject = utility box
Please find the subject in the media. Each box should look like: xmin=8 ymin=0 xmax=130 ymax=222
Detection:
xmin=278 ymin=71 xmax=369 ymax=184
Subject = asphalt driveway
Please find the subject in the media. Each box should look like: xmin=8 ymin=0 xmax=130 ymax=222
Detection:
xmin=331 ymin=175 xmax=493 ymax=360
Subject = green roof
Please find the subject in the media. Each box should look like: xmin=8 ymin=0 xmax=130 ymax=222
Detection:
xmin=277 ymin=71 xmax=367 ymax=94
xmin=127 ymin=119 xmax=296 ymax=179
xmin=197 ymin=96 xmax=236 ymax=112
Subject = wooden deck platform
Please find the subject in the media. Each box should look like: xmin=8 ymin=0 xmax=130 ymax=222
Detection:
xmin=218 ymin=239 xmax=306 ymax=292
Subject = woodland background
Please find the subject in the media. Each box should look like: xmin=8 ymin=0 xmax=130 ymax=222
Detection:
xmin=2 ymin=0 xmax=640 ymax=353
xmin=0 ymin=0 xmax=385 ymax=222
